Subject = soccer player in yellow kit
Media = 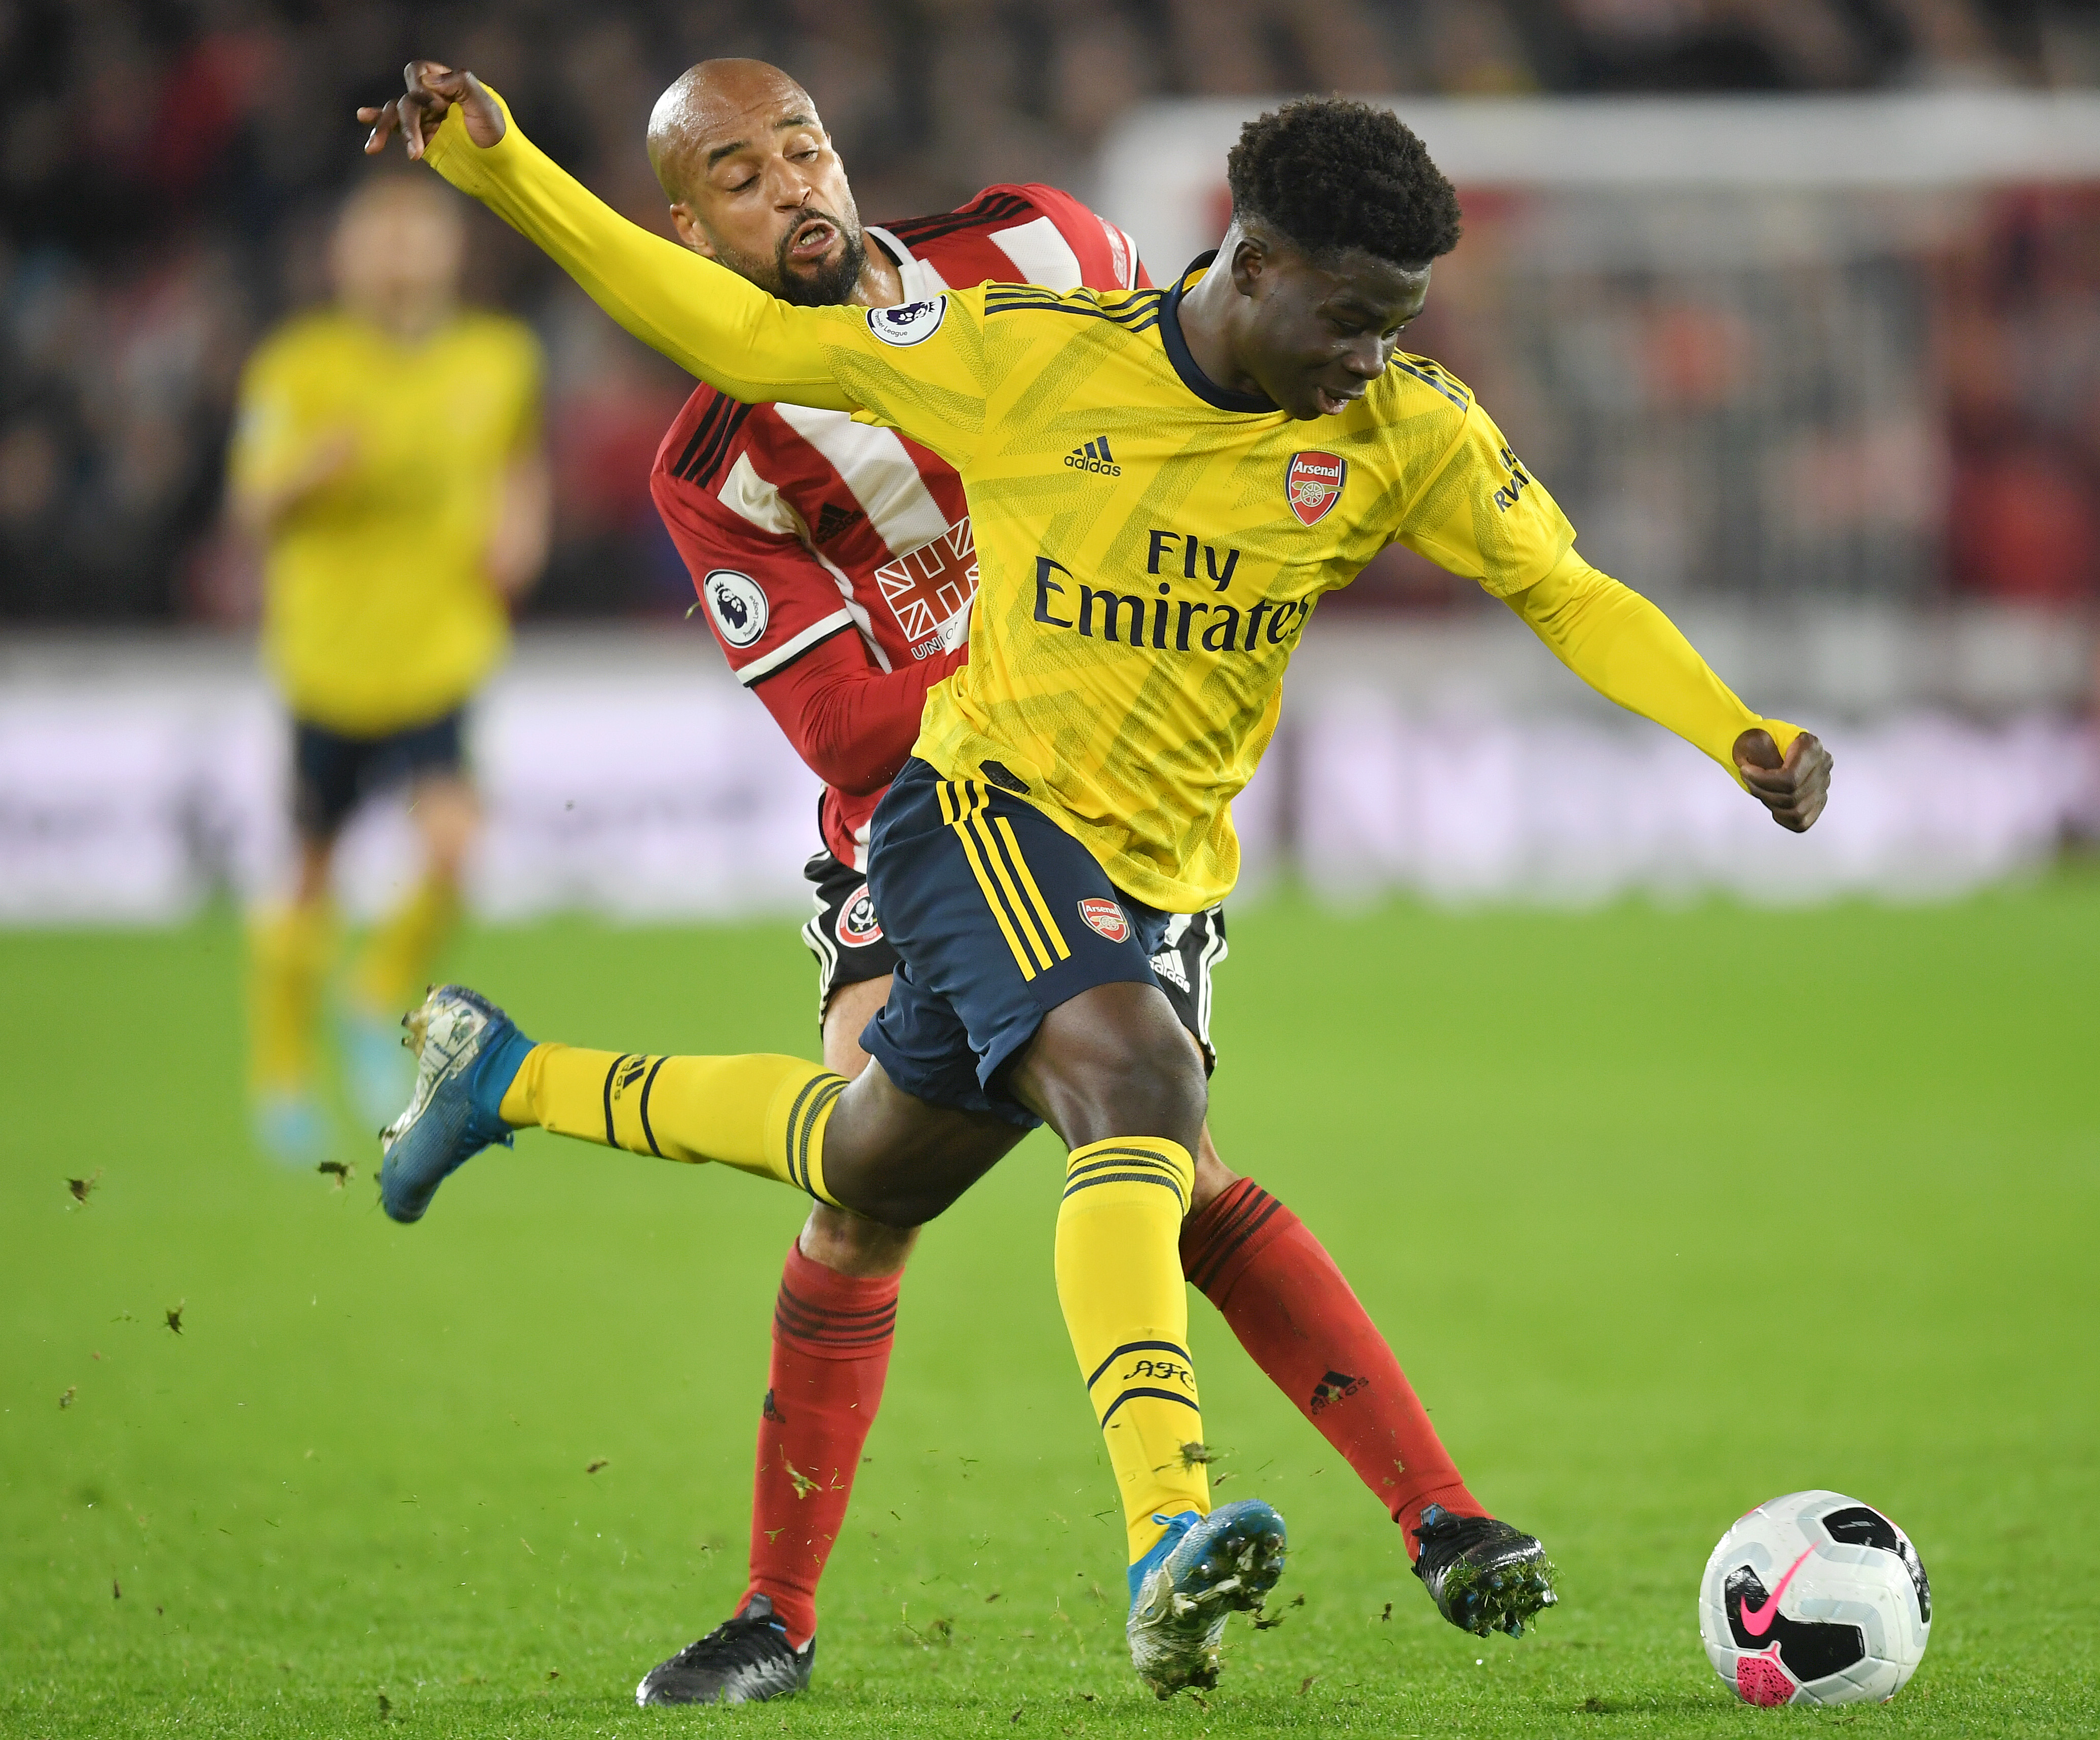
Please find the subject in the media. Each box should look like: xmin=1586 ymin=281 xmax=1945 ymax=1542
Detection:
xmin=364 ymin=71 xmax=1830 ymax=1696
xmin=228 ymin=175 xmax=548 ymax=1158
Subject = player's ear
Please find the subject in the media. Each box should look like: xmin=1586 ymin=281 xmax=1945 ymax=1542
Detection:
xmin=1226 ymin=227 xmax=1270 ymax=298
xmin=668 ymin=203 xmax=717 ymax=260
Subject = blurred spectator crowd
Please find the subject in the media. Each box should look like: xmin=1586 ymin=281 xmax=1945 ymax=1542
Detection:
xmin=4 ymin=0 xmax=2100 ymax=625
xmin=1348 ymin=178 xmax=2100 ymax=613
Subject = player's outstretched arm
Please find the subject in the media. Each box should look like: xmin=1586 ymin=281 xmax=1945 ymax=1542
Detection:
xmin=1391 ymin=392 xmax=1830 ymax=831
xmin=370 ymin=68 xmax=852 ymax=410
xmin=1507 ymin=558 xmax=1831 ymax=831
xmin=361 ymin=65 xmax=988 ymax=463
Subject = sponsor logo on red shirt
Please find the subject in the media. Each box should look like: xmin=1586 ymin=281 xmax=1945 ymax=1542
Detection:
xmin=875 ymin=516 xmax=977 ymax=641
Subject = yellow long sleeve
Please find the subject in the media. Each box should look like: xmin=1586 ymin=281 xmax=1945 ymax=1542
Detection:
xmin=422 ymin=93 xmax=858 ymax=413
xmin=1508 ymin=556 xmax=1798 ymax=785
xmin=422 ymin=94 xmax=989 ymax=468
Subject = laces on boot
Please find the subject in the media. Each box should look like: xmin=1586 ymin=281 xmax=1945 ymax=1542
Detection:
xmin=636 ymin=1595 xmax=813 ymax=1708
xmin=1410 ymin=1504 xmax=1558 ymax=1639
xmin=669 ymin=1599 xmax=792 ymax=1672
xmin=1411 ymin=1505 xmax=1504 ymax=1566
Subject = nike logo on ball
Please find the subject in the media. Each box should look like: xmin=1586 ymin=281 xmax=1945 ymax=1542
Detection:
xmin=1740 ymin=1546 xmax=1816 ymax=1637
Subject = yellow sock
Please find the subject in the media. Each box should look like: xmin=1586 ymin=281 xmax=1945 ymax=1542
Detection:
xmin=350 ymin=875 xmax=460 ymax=1015
xmin=247 ymin=900 xmax=336 ymax=1093
xmin=1054 ymin=1136 xmax=1210 ymax=1563
xmin=498 ymin=1043 xmax=846 ymax=1203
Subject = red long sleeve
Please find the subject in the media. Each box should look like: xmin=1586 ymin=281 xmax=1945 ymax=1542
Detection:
xmin=651 ymin=454 xmax=965 ymax=797
xmin=750 ymin=628 xmax=965 ymax=796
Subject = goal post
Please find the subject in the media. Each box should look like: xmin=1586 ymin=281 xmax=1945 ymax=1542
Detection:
xmin=1094 ymin=92 xmax=2100 ymax=606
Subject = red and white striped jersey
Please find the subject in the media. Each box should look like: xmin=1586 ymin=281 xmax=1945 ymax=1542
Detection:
xmin=652 ymin=183 xmax=1148 ymax=870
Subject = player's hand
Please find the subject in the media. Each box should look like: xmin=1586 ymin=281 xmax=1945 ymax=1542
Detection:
xmin=1733 ymin=727 xmax=1831 ymax=833
xmin=357 ymin=61 xmax=506 ymax=160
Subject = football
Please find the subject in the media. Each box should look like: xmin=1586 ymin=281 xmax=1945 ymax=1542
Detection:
xmin=1699 ymin=1490 xmax=1932 ymax=1707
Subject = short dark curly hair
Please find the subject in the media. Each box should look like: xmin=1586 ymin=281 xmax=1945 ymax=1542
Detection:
xmin=1226 ymin=98 xmax=1461 ymax=270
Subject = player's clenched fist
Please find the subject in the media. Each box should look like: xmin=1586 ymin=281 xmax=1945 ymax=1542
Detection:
xmin=1733 ymin=727 xmax=1832 ymax=833
xmin=358 ymin=61 xmax=506 ymax=159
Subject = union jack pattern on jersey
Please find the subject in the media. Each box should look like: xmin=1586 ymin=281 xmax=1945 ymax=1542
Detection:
xmin=653 ymin=184 xmax=1146 ymax=870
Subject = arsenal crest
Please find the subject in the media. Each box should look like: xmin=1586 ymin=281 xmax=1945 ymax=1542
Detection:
xmin=1285 ymin=450 xmax=1346 ymax=526
xmin=1078 ymin=897 xmax=1130 ymax=944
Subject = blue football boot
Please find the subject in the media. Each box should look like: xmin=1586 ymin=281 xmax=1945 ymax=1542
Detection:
xmin=1125 ymin=1500 xmax=1287 ymax=1697
xmin=376 ymin=985 xmax=534 ymax=1223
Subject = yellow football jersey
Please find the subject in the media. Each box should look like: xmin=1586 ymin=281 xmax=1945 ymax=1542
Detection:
xmin=429 ymin=99 xmax=1779 ymax=912
xmin=230 ymin=308 xmax=541 ymax=735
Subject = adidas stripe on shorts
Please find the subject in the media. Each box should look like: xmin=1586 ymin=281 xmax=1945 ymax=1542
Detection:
xmin=858 ymin=758 xmax=1226 ymax=1128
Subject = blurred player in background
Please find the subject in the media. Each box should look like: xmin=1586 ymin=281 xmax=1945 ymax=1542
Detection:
xmin=227 ymin=175 xmax=548 ymax=1161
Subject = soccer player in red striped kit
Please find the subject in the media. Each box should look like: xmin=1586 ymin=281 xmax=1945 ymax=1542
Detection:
xmin=380 ymin=58 xmax=1511 ymax=1704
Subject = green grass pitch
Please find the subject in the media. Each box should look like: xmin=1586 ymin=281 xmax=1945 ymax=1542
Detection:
xmin=2 ymin=882 xmax=2095 ymax=1736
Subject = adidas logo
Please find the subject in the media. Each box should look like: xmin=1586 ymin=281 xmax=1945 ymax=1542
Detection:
xmin=813 ymin=500 xmax=860 ymax=543
xmin=1063 ymin=435 xmax=1122 ymax=477
xmin=1308 ymin=1369 xmax=1367 ymax=1415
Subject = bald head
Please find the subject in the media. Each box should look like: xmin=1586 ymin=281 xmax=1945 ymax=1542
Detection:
xmin=647 ymin=58 xmax=886 ymax=309
xmin=647 ymin=59 xmax=820 ymax=205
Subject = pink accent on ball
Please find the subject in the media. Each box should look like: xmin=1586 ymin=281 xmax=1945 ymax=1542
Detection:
xmin=1736 ymin=1648 xmax=1795 ymax=1706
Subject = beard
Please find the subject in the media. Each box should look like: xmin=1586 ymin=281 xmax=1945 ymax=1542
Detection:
xmin=770 ymin=207 xmax=869 ymax=308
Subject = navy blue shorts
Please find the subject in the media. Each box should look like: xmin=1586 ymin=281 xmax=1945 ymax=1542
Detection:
xmin=862 ymin=759 xmax=1222 ymax=1129
xmin=801 ymin=842 xmax=1228 ymax=1057
xmin=292 ymin=708 xmax=467 ymax=842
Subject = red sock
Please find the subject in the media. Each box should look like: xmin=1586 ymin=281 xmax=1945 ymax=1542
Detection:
xmin=1180 ymin=1178 xmax=1484 ymax=1557
xmin=743 ymin=1242 xmax=899 ymax=1645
